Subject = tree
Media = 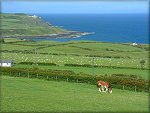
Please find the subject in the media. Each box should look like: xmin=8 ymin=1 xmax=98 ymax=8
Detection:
xmin=139 ymin=60 xmax=145 ymax=69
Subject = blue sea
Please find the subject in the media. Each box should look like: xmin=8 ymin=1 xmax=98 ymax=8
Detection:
xmin=34 ymin=14 xmax=149 ymax=44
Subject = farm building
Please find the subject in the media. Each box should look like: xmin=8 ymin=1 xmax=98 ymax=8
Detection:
xmin=0 ymin=60 xmax=14 ymax=67
xmin=132 ymin=42 xmax=138 ymax=46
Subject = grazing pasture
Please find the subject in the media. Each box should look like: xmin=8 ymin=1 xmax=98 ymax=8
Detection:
xmin=1 ymin=76 xmax=149 ymax=112
xmin=1 ymin=43 xmax=37 ymax=51
xmin=2 ymin=52 xmax=149 ymax=68
xmin=1 ymin=41 xmax=149 ymax=68
xmin=1 ymin=39 xmax=149 ymax=80
xmin=1 ymin=39 xmax=149 ymax=113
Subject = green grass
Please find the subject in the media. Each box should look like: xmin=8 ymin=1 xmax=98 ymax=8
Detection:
xmin=2 ymin=40 xmax=149 ymax=68
xmin=1 ymin=76 xmax=149 ymax=112
xmin=2 ymin=52 xmax=149 ymax=69
xmin=69 ymin=42 xmax=144 ymax=52
xmin=33 ymin=41 xmax=149 ymax=59
xmin=1 ymin=44 xmax=38 ymax=51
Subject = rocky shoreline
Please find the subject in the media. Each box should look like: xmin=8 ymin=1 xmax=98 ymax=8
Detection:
xmin=1 ymin=31 xmax=94 ymax=39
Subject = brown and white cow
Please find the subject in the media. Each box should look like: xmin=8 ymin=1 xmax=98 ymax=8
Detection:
xmin=97 ymin=80 xmax=112 ymax=93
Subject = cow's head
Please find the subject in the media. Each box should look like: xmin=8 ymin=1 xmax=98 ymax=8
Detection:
xmin=97 ymin=82 xmax=101 ymax=88
xmin=108 ymin=87 xmax=112 ymax=93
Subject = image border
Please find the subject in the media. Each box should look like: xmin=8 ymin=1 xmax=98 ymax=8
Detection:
xmin=0 ymin=0 xmax=150 ymax=113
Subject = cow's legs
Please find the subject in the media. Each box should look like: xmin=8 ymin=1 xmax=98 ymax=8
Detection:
xmin=102 ymin=87 xmax=105 ymax=92
xmin=105 ymin=87 xmax=108 ymax=92
xmin=98 ymin=87 xmax=101 ymax=92
xmin=105 ymin=86 xmax=108 ymax=92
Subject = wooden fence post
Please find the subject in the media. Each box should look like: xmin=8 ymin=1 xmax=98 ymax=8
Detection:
xmin=77 ymin=79 xmax=78 ymax=83
xmin=123 ymin=84 xmax=124 ymax=90
xmin=56 ymin=76 xmax=57 ymax=80
xmin=47 ymin=76 xmax=49 ymax=80
xmin=28 ymin=73 xmax=29 ymax=78
xmin=37 ymin=74 xmax=38 ymax=78
xmin=135 ymin=86 xmax=137 ymax=92
xmin=67 ymin=78 xmax=68 ymax=82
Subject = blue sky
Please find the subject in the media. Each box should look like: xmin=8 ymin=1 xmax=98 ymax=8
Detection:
xmin=1 ymin=0 xmax=149 ymax=14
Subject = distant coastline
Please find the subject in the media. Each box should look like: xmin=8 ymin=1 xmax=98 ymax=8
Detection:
xmin=1 ymin=13 xmax=148 ymax=44
xmin=1 ymin=13 xmax=92 ymax=39
xmin=1 ymin=31 xmax=94 ymax=39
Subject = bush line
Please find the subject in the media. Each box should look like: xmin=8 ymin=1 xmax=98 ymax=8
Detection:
xmin=18 ymin=62 xmax=57 ymax=66
xmin=64 ymin=63 xmax=148 ymax=70
xmin=1 ymin=67 xmax=149 ymax=92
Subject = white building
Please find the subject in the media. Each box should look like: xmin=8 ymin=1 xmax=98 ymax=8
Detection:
xmin=29 ymin=15 xmax=38 ymax=18
xmin=0 ymin=60 xmax=14 ymax=67
xmin=132 ymin=42 xmax=138 ymax=46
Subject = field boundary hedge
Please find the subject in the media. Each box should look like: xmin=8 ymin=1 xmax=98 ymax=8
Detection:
xmin=1 ymin=67 xmax=149 ymax=92
xmin=18 ymin=62 xmax=57 ymax=66
xmin=64 ymin=63 xmax=148 ymax=70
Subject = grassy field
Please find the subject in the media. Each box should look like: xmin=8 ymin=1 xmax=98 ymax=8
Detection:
xmin=1 ymin=76 xmax=149 ymax=112
xmin=1 ymin=39 xmax=149 ymax=80
xmin=2 ymin=52 xmax=149 ymax=68
xmin=9 ymin=40 xmax=149 ymax=59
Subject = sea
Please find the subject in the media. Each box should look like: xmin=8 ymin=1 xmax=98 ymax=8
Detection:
xmin=33 ymin=13 xmax=149 ymax=44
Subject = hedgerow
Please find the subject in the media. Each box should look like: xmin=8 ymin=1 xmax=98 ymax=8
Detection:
xmin=0 ymin=67 xmax=149 ymax=92
xmin=19 ymin=62 xmax=57 ymax=66
xmin=64 ymin=63 xmax=148 ymax=70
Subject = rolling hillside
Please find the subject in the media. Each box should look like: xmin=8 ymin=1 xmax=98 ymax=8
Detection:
xmin=1 ymin=13 xmax=69 ymax=36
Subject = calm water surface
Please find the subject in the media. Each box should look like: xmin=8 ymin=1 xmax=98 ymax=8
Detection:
xmin=32 ymin=14 xmax=149 ymax=44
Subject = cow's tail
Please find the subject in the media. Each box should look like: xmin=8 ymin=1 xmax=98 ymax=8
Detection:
xmin=108 ymin=83 xmax=112 ymax=88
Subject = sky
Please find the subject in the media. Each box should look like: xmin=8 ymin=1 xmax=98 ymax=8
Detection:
xmin=1 ymin=0 xmax=149 ymax=14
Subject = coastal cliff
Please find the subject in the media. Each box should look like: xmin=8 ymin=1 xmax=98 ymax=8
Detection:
xmin=1 ymin=13 xmax=91 ymax=38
